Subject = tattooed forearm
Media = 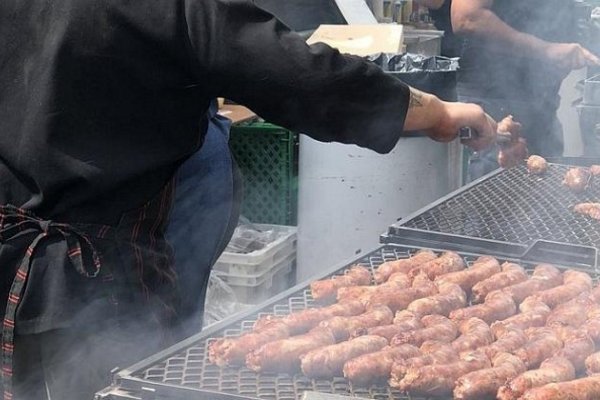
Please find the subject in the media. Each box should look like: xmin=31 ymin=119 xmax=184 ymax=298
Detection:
xmin=409 ymin=88 xmax=424 ymax=108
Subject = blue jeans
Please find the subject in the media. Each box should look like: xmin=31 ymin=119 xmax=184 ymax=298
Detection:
xmin=166 ymin=106 xmax=239 ymax=336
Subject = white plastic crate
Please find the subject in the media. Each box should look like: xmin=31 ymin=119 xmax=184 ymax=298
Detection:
xmin=217 ymin=253 xmax=295 ymax=304
xmin=213 ymin=224 xmax=297 ymax=277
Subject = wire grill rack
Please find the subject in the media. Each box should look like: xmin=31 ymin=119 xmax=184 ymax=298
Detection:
xmin=107 ymin=244 xmax=594 ymax=400
xmin=396 ymin=165 xmax=600 ymax=248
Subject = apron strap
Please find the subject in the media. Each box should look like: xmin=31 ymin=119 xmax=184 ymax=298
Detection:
xmin=0 ymin=205 xmax=114 ymax=400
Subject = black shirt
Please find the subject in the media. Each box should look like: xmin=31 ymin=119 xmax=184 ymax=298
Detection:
xmin=429 ymin=0 xmax=460 ymax=58
xmin=457 ymin=0 xmax=578 ymax=103
xmin=0 ymin=0 xmax=410 ymax=227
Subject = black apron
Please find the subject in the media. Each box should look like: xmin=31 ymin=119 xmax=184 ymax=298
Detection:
xmin=0 ymin=181 xmax=179 ymax=400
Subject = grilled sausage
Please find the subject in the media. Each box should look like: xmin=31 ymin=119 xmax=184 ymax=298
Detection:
xmin=586 ymin=352 xmax=600 ymax=376
xmin=253 ymin=300 xmax=365 ymax=334
xmin=527 ymin=155 xmax=548 ymax=175
xmin=434 ymin=256 xmax=501 ymax=294
xmin=477 ymin=329 xmax=528 ymax=360
xmin=208 ymin=322 xmax=290 ymax=367
xmin=366 ymin=275 xmax=438 ymax=312
xmin=575 ymin=203 xmax=600 ymax=221
xmin=245 ymin=326 xmax=335 ymax=373
xmin=556 ymin=331 xmax=596 ymax=372
xmin=454 ymin=353 xmax=526 ymax=400
xmin=450 ymin=291 xmax=517 ymax=324
xmin=300 ymin=335 xmax=388 ymax=379
xmin=391 ymin=315 xmax=458 ymax=347
xmin=491 ymin=299 xmax=550 ymax=338
xmin=319 ymin=305 xmax=394 ymax=341
xmin=398 ymin=351 xmax=491 ymax=396
xmin=373 ymin=249 xmax=437 ymax=284
xmin=336 ymin=273 xmax=410 ymax=304
xmin=451 ymin=318 xmax=494 ymax=353
xmin=343 ymin=344 xmax=422 ymax=385
xmin=498 ymin=356 xmax=576 ymax=400
xmin=408 ymin=251 xmax=465 ymax=280
xmin=388 ymin=342 xmax=459 ymax=387
xmin=524 ymin=270 xmax=593 ymax=309
xmin=520 ymin=376 xmax=600 ymax=400
xmin=564 ymin=167 xmax=592 ymax=193
xmin=514 ymin=328 xmax=563 ymax=369
xmin=471 ymin=262 xmax=527 ymax=304
xmin=310 ymin=265 xmax=371 ymax=302
xmin=407 ymin=281 xmax=467 ymax=318
xmin=491 ymin=264 xmax=562 ymax=305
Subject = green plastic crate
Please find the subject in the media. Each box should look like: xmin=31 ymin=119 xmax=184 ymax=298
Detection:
xmin=229 ymin=122 xmax=298 ymax=225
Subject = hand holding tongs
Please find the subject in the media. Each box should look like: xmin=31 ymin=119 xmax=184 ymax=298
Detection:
xmin=459 ymin=115 xmax=529 ymax=169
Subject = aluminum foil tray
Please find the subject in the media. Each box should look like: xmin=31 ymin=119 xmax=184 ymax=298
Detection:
xmin=96 ymin=243 xmax=597 ymax=400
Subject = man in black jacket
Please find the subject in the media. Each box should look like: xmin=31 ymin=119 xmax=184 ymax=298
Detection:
xmin=0 ymin=1 xmax=496 ymax=398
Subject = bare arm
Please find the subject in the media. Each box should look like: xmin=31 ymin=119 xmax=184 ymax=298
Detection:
xmin=451 ymin=0 xmax=547 ymax=57
xmin=404 ymin=87 xmax=497 ymax=151
xmin=452 ymin=0 xmax=600 ymax=71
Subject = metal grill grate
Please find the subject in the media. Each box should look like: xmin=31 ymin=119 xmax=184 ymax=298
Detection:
xmin=401 ymin=165 xmax=600 ymax=247
xmin=124 ymin=245 xmax=572 ymax=400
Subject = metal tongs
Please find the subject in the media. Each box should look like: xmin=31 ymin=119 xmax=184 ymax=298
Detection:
xmin=459 ymin=125 xmax=529 ymax=169
xmin=458 ymin=127 xmax=513 ymax=146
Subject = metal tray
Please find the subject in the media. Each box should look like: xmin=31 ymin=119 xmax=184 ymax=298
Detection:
xmin=95 ymin=239 xmax=598 ymax=400
xmin=387 ymin=164 xmax=600 ymax=261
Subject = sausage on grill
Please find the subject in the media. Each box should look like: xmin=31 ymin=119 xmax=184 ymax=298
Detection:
xmin=491 ymin=299 xmax=550 ymax=338
xmin=454 ymin=353 xmax=526 ymax=400
xmin=300 ymin=335 xmax=388 ymax=379
xmin=586 ymin=352 xmax=600 ymax=376
xmin=398 ymin=351 xmax=491 ymax=396
xmin=336 ymin=273 xmax=411 ymax=304
xmin=497 ymin=356 xmax=576 ymax=400
xmin=208 ymin=322 xmax=290 ymax=367
xmin=343 ymin=344 xmax=422 ymax=385
xmin=527 ymin=155 xmax=548 ymax=175
xmin=514 ymin=328 xmax=563 ymax=369
xmin=471 ymin=262 xmax=527 ymax=304
xmin=407 ymin=281 xmax=467 ymax=318
xmin=435 ymin=256 xmax=501 ymax=294
xmin=547 ymin=298 xmax=590 ymax=328
xmin=477 ymin=329 xmax=528 ymax=360
xmin=491 ymin=264 xmax=562 ymax=305
xmin=451 ymin=318 xmax=494 ymax=353
xmin=574 ymin=203 xmax=600 ymax=221
xmin=319 ymin=305 xmax=394 ymax=341
xmin=355 ymin=310 xmax=423 ymax=341
xmin=450 ymin=291 xmax=517 ymax=324
xmin=245 ymin=326 xmax=335 ymax=373
xmin=253 ymin=300 xmax=365 ymax=334
xmin=408 ymin=251 xmax=465 ymax=280
xmin=310 ymin=265 xmax=371 ymax=302
xmin=366 ymin=275 xmax=438 ymax=312
xmin=391 ymin=315 xmax=458 ymax=347
xmin=564 ymin=167 xmax=592 ymax=194
xmin=556 ymin=331 xmax=596 ymax=372
xmin=388 ymin=342 xmax=459 ymax=387
xmin=374 ymin=249 xmax=437 ymax=284
xmin=524 ymin=270 xmax=593 ymax=309
xmin=520 ymin=376 xmax=600 ymax=400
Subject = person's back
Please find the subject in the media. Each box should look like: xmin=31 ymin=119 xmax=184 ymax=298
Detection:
xmin=0 ymin=0 xmax=211 ymax=225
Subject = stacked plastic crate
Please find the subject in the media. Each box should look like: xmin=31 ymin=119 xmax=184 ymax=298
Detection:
xmin=212 ymin=224 xmax=297 ymax=305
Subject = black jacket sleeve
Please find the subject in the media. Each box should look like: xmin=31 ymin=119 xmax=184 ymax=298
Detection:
xmin=183 ymin=0 xmax=410 ymax=153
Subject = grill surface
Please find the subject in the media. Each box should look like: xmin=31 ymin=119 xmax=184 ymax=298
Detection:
xmin=398 ymin=165 xmax=600 ymax=247
xmin=114 ymin=244 xmax=596 ymax=400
